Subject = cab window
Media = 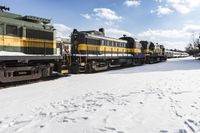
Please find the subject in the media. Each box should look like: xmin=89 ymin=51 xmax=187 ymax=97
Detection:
xmin=6 ymin=25 xmax=17 ymax=36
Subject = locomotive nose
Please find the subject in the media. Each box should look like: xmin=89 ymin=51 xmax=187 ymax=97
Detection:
xmin=74 ymin=40 xmax=79 ymax=45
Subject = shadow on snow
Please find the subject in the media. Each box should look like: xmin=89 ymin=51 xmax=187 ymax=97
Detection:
xmin=106 ymin=57 xmax=200 ymax=74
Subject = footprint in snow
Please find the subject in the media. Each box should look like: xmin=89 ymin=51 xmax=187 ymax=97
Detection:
xmin=187 ymin=119 xmax=198 ymax=126
xmin=98 ymin=128 xmax=107 ymax=132
xmin=61 ymin=116 xmax=77 ymax=123
xmin=117 ymin=131 xmax=124 ymax=133
xmin=109 ymin=109 xmax=117 ymax=111
xmin=120 ymin=94 xmax=130 ymax=98
xmin=184 ymin=121 xmax=195 ymax=133
xmin=193 ymin=102 xmax=197 ymax=104
xmin=105 ymin=127 xmax=116 ymax=131
xmin=141 ymin=90 xmax=145 ymax=92
xmin=13 ymin=119 xmax=32 ymax=126
xmin=130 ymin=91 xmax=141 ymax=95
xmin=190 ymin=105 xmax=198 ymax=110
xmin=38 ymin=112 xmax=47 ymax=118
xmin=39 ymin=125 xmax=45 ymax=128
xmin=177 ymin=129 xmax=187 ymax=133
xmin=98 ymin=127 xmax=125 ymax=133
xmin=82 ymin=117 xmax=88 ymax=120
xmin=160 ymin=130 xmax=168 ymax=133
xmin=62 ymin=119 xmax=68 ymax=123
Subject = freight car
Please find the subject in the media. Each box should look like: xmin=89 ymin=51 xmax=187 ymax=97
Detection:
xmin=70 ymin=28 xmax=166 ymax=73
xmin=0 ymin=7 xmax=69 ymax=83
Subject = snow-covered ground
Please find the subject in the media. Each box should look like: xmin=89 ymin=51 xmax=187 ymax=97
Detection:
xmin=0 ymin=51 xmax=27 ymax=56
xmin=0 ymin=51 xmax=60 ymax=56
xmin=0 ymin=57 xmax=200 ymax=133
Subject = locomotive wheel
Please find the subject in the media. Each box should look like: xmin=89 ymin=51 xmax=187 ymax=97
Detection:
xmin=138 ymin=59 xmax=144 ymax=65
xmin=149 ymin=59 xmax=154 ymax=64
xmin=41 ymin=68 xmax=49 ymax=77
xmin=140 ymin=59 xmax=145 ymax=65
xmin=87 ymin=62 xmax=95 ymax=73
xmin=145 ymin=56 xmax=150 ymax=64
xmin=71 ymin=63 xmax=80 ymax=74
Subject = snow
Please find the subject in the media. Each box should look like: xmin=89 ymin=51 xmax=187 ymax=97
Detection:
xmin=0 ymin=51 xmax=60 ymax=56
xmin=0 ymin=51 xmax=27 ymax=56
xmin=0 ymin=57 xmax=200 ymax=133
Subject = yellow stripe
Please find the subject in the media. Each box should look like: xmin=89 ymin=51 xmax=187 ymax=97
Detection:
xmin=78 ymin=44 xmax=141 ymax=53
xmin=61 ymin=70 xmax=69 ymax=74
xmin=142 ymin=50 xmax=149 ymax=53
xmin=0 ymin=35 xmax=56 ymax=48
xmin=154 ymin=49 xmax=161 ymax=53
xmin=142 ymin=49 xmax=154 ymax=53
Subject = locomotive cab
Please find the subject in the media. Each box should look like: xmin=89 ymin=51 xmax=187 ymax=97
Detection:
xmin=140 ymin=41 xmax=155 ymax=54
xmin=0 ymin=7 xmax=69 ymax=83
xmin=120 ymin=36 xmax=143 ymax=53
xmin=120 ymin=36 xmax=144 ymax=65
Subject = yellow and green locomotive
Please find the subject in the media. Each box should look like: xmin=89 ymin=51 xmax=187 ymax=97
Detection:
xmin=140 ymin=41 xmax=166 ymax=63
xmin=71 ymin=28 xmax=146 ymax=73
xmin=0 ymin=6 xmax=68 ymax=83
xmin=0 ymin=8 xmax=56 ymax=54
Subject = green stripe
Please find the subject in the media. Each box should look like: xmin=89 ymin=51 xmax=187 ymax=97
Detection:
xmin=0 ymin=46 xmax=55 ymax=55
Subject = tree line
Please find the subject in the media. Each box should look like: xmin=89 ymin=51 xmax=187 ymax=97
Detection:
xmin=185 ymin=37 xmax=200 ymax=56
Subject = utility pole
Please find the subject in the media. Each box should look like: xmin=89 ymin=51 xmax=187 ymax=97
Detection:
xmin=192 ymin=31 xmax=195 ymax=45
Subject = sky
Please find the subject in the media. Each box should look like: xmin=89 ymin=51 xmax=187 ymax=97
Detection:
xmin=1 ymin=0 xmax=200 ymax=50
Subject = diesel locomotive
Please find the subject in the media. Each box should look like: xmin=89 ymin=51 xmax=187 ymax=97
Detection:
xmin=140 ymin=41 xmax=166 ymax=63
xmin=0 ymin=6 xmax=69 ymax=83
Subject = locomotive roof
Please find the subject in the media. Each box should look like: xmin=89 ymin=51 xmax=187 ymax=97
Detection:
xmin=0 ymin=11 xmax=22 ymax=19
xmin=0 ymin=11 xmax=53 ymax=31
xmin=88 ymin=34 xmax=127 ymax=43
xmin=80 ymin=31 xmax=127 ymax=43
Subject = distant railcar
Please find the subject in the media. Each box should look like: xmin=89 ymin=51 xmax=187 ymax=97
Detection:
xmin=165 ymin=50 xmax=189 ymax=58
xmin=165 ymin=50 xmax=173 ymax=58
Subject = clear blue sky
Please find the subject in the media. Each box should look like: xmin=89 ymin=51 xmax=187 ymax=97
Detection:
xmin=1 ymin=0 xmax=200 ymax=49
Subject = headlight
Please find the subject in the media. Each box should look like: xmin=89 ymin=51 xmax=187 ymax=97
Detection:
xmin=80 ymin=62 xmax=86 ymax=66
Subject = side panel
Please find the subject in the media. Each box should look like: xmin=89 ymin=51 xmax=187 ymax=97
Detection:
xmin=3 ymin=35 xmax=22 ymax=52
xmin=0 ymin=24 xmax=4 ymax=51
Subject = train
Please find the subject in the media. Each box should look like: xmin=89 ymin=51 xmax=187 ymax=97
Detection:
xmin=0 ymin=6 xmax=168 ymax=83
xmin=70 ymin=29 xmax=166 ymax=73
xmin=165 ymin=50 xmax=189 ymax=58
